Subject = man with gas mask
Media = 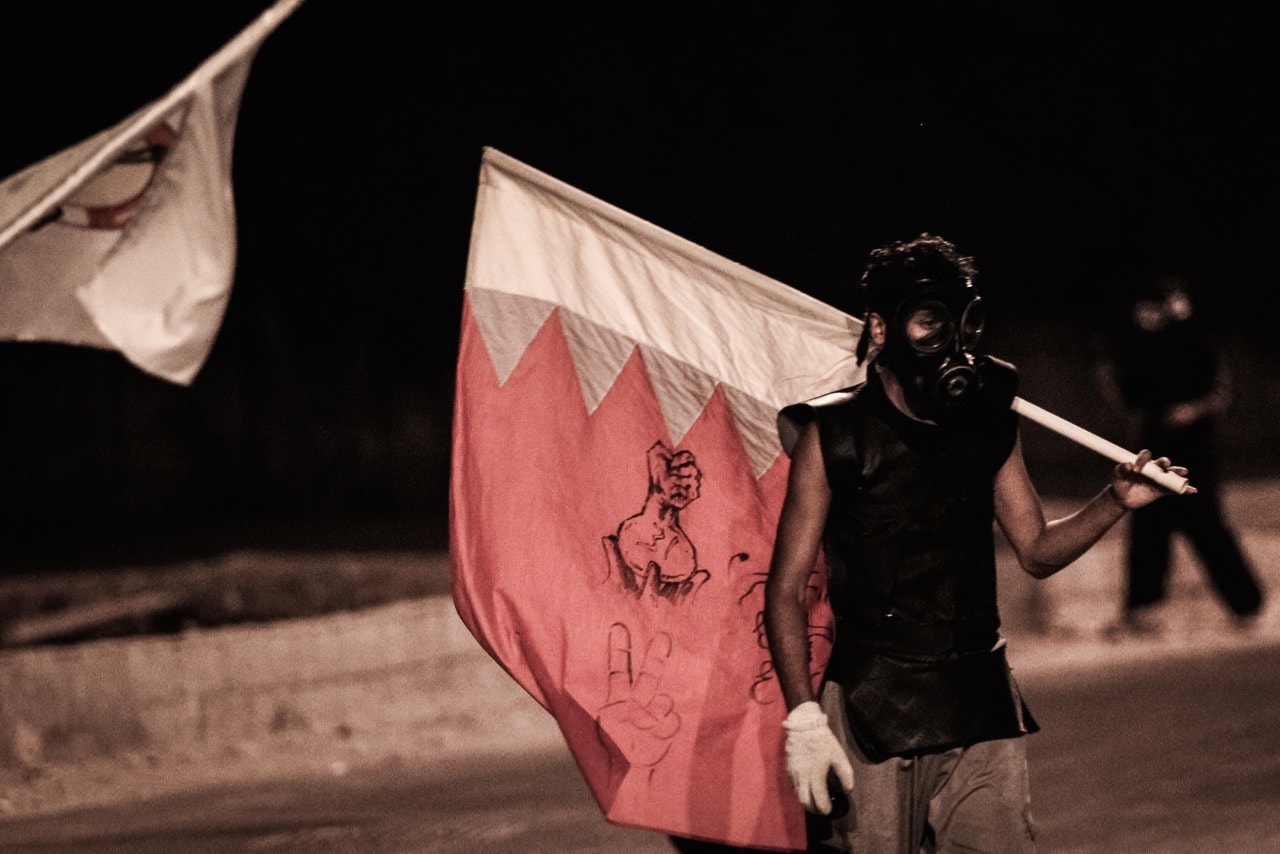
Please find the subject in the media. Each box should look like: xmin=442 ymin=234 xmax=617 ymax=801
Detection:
xmin=764 ymin=233 xmax=1191 ymax=852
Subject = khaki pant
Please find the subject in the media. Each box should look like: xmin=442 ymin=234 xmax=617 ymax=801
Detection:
xmin=812 ymin=680 xmax=1038 ymax=853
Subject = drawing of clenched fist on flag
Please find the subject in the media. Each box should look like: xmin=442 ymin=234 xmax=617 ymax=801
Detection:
xmin=603 ymin=440 xmax=710 ymax=603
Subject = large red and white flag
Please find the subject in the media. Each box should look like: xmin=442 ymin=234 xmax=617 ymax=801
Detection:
xmin=0 ymin=0 xmax=304 ymax=385
xmin=451 ymin=147 xmax=866 ymax=849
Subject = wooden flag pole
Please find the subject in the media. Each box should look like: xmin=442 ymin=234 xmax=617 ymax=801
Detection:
xmin=1011 ymin=396 xmax=1190 ymax=494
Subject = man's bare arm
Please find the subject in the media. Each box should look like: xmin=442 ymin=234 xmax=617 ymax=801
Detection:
xmin=995 ymin=436 xmax=1188 ymax=579
xmin=764 ymin=420 xmax=831 ymax=709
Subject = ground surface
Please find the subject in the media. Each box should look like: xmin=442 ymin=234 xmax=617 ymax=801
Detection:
xmin=1 ymin=480 xmax=1277 ymax=851
xmin=2 ymin=637 xmax=1279 ymax=853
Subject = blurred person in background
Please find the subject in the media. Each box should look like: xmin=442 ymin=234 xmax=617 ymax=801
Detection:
xmin=1091 ymin=271 xmax=1265 ymax=636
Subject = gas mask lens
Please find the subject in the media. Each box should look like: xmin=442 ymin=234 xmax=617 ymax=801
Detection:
xmin=902 ymin=301 xmax=955 ymax=354
xmin=901 ymin=296 xmax=984 ymax=355
xmin=958 ymin=296 xmax=984 ymax=350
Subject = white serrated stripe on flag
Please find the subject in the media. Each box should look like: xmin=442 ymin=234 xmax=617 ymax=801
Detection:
xmin=469 ymin=284 xmax=776 ymax=469
xmin=465 ymin=287 xmax=556 ymax=385
xmin=560 ymin=307 xmax=638 ymax=414
xmin=468 ymin=283 xmax=733 ymax=449
xmin=722 ymin=384 xmax=786 ymax=478
xmin=465 ymin=149 xmax=866 ymax=416
xmin=638 ymin=343 xmax=718 ymax=446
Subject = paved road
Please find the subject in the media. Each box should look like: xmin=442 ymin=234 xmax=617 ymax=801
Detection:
xmin=4 ymin=640 xmax=1279 ymax=853
xmin=1020 ymin=643 xmax=1280 ymax=853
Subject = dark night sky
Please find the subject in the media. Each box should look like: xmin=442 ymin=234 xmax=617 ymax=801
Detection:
xmin=5 ymin=3 xmax=1274 ymax=320
xmin=1 ymin=2 xmax=1276 ymax=566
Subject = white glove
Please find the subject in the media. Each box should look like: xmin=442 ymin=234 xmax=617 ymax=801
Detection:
xmin=782 ymin=701 xmax=855 ymax=815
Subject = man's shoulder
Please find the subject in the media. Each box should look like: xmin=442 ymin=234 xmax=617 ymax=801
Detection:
xmin=776 ymin=382 xmax=868 ymax=455
xmin=798 ymin=382 xmax=868 ymax=412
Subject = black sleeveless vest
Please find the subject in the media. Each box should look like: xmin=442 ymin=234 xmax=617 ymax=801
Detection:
xmin=784 ymin=368 xmax=1018 ymax=655
xmin=780 ymin=368 xmax=1034 ymax=760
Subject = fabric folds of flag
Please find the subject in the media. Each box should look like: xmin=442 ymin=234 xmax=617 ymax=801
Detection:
xmin=0 ymin=0 xmax=304 ymax=385
xmin=451 ymin=147 xmax=866 ymax=849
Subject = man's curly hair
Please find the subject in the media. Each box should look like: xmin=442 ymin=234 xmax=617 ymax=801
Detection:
xmin=855 ymin=233 xmax=978 ymax=365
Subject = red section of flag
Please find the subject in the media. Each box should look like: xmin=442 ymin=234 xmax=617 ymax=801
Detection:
xmin=451 ymin=296 xmax=832 ymax=849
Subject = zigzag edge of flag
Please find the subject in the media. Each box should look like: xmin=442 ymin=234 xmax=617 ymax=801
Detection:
xmin=466 ymin=287 xmax=784 ymax=479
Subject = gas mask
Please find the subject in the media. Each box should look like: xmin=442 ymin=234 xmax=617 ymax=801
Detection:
xmin=1132 ymin=277 xmax=1194 ymax=334
xmin=875 ymin=279 xmax=989 ymax=419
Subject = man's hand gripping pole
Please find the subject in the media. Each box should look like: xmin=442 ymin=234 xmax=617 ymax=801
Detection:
xmin=1010 ymin=397 xmax=1190 ymax=494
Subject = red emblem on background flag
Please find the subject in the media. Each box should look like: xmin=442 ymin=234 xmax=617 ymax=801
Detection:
xmin=450 ymin=148 xmax=863 ymax=849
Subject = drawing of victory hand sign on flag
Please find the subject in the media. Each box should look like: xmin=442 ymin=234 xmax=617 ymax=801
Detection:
xmin=603 ymin=440 xmax=710 ymax=603
xmin=596 ymin=622 xmax=681 ymax=787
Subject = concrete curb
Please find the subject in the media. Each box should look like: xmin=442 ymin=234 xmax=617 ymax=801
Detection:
xmin=2 ymin=483 xmax=1275 ymax=781
xmin=0 ymin=596 xmax=558 ymax=771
